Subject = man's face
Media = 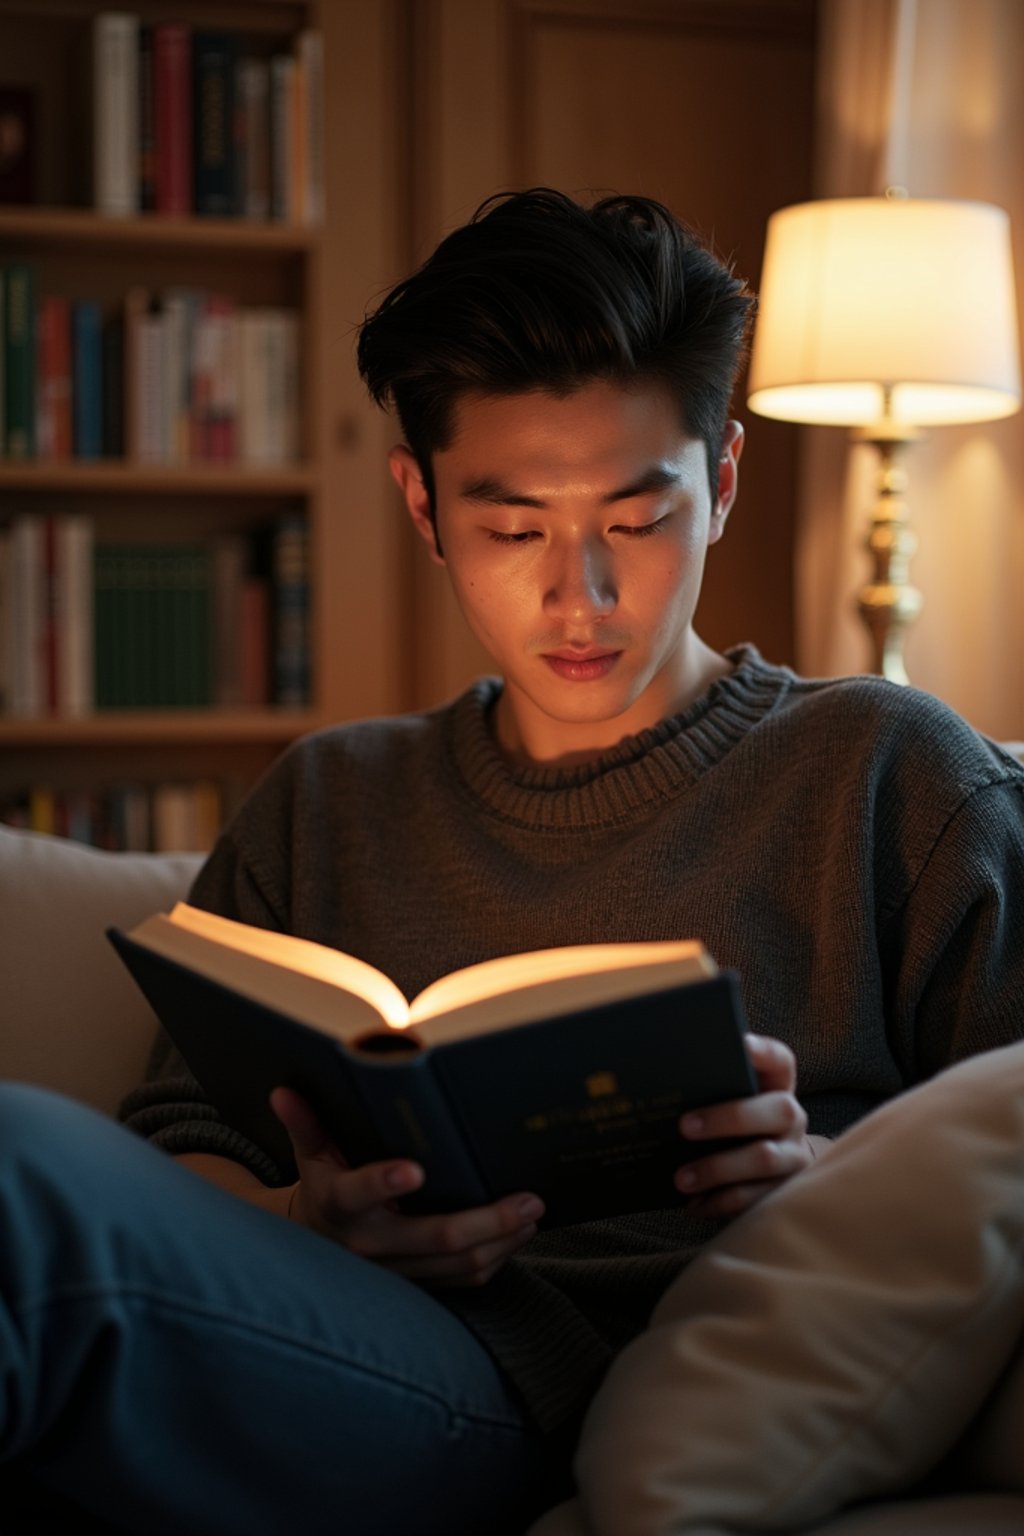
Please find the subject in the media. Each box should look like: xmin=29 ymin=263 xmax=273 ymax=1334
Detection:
xmin=391 ymin=380 xmax=743 ymax=766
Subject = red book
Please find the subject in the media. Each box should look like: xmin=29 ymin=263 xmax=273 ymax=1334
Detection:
xmin=154 ymin=23 xmax=192 ymax=215
xmin=37 ymin=296 xmax=72 ymax=461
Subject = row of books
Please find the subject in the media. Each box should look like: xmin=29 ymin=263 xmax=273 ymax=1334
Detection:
xmin=0 ymin=266 xmax=301 ymax=465
xmin=0 ymin=777 xmax=238 ymax=852
xmin=93 ymin=14 xmax=323 ymax=223
xmin=0 ymin=513 xmax=310 ymax=717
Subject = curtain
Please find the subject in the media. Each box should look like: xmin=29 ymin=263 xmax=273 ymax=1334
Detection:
xmin=797 ymin=0 xmax=1024 ymax=739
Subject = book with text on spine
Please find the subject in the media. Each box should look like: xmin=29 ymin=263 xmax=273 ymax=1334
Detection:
xmin=109 ymin=905 xmax=757 ymax=1228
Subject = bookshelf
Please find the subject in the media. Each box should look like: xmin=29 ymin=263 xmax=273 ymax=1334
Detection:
xmin=0 ymin=0 xmax=352 ymax=851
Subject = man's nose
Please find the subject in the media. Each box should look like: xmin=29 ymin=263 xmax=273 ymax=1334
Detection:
xmin=543 ymin=539 xmax=617 ymax=623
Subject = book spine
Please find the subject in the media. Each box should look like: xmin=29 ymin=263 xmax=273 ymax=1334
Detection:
xmin=239 ymin=574 xmax=270 ymax=706
xmin=92 ymin=12 xmax=139 ymax=216
xmin=101 ymin=309 xmax=124 ymax=456
xmin=236 ymin=58 xmax=270 ymax=221
xmin=4 ymin=263 xmax=36 ymax=459
xmin=193 ymin=31 xmax=238 ymax=217
xmin=10 ymin=516 xmax=43 ymax=715
xmin=92 ymin=543 xmax=116 ymax=709
xmin=38 ymin=295 xmax=73 ymax=461
xmin=0 ymin=271 xmax=6 ymax=459
xmin=154 ymin=23 xmax=192 ymax=215
xmin=348 ymin=1053 xmax=491 ymax=1214
xmin=122 ymin=286 xmax=147 ymax=460
xmin=72 ymin=299 xmax=103 ymax=460
xmin=296 ymin=31 xmax=324 ymax=226
xmin=269 ymin=55 xmax=294 ymax=222
xmin=213 ymin=534 xmax=246 ymax=707
xmin=0 ymin=526 xmax=10 ymax=711
xmin=41 ymin=515 xmax=58 ymax=712
xmin=162 ymin=289 xmax=191 ymax=463
xmin=272 ymin=513 xmax=309 ymax=706
xmin=56 ymin=514 xmax=95 ymax=718
xmin=135 ymin=297 xmax=166 ymax=463
xmin=138 ymin=23 xmax=157 ymax=212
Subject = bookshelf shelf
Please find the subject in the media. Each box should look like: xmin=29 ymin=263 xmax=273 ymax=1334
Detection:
xmin=0 ymin=0 xmax=337 ymax=850
xmin=0 ymin=462 xmax=317 ymax=495
xmin=0 ymin=207 xmax=320 ymax=254
xmin=0 ymin=710 xmax=318 ymax=746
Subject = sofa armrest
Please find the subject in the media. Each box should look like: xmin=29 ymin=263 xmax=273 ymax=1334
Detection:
xmin=1 ymin=826 xmax=203 ymax=1115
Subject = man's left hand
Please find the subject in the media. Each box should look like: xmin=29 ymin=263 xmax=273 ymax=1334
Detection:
xmin=675 ymin=1033 xmax=824 ymax=1218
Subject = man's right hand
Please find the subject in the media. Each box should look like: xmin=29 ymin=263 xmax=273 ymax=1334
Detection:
xmin=270 ymin=1085 xmax=544 ymax=1288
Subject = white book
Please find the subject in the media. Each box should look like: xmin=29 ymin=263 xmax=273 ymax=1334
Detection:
xmin=162 ymin=290 xmax=193 ymax=464
xmin=239 ymin=310 xmax=300 ymax=465
xmin=56 ymin=514 xmax=95 ymax=718
xmin=297 ymin=31 xmax=324 ymax=226
xmin=93 ymin=13 xmax=140 ymax=217
xmin=136 ymin=300 xmax=166 ymax=463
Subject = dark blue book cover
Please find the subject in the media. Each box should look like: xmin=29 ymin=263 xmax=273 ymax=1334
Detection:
xmin=72 ymin=300 xmax=102 ymax=460
xmin=107 ymin=923 xmax=757 ymax=1228
xmin=193 ymin=31 xmax=238 ymax=216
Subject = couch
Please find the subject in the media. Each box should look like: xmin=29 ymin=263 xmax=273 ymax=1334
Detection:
xmin=3 ymin=822 xmax=1024 ymax=1535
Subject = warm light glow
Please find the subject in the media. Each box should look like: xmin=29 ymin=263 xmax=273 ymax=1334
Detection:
xmin=747 ymin=197 xmax=1022 ymax=427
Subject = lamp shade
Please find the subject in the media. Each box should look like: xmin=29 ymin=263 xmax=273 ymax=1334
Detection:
xmin=747 ymin=196 xmax=1022 ymax=427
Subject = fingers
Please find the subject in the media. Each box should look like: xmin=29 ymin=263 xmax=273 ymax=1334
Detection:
xmin=270 ymin=1084 xmax=543 ymax=1285
xmin=347 ymin=1190 xmax=544 ymax=1265
xmin=270 ymin=1085 xmax=339 ymax=1163
xmin=675 ymin=1032 xmax=812 ymax=1215
xmin=744 ymin=1033 xmax=798 ymax=1093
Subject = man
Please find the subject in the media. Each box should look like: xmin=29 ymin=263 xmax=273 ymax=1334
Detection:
xmin=2 ymin=190 xmax=1022 ymax=1535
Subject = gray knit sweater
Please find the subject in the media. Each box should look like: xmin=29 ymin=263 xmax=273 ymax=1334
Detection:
xmin=120 ymin=645 xmax=1024 ymax=1436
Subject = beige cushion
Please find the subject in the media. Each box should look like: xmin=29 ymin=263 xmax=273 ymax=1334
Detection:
xmin=529 ymin=1493 xmax=1024 ymax=1536
xmin=528 ymin=1042 xmax=1024 ymax=1536
xmin=1 ymin=826 xmax=202 ymax=1113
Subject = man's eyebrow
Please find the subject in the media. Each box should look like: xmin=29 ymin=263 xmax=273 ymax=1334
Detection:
xmin=458 ymin=465 xmax=685 ymax=508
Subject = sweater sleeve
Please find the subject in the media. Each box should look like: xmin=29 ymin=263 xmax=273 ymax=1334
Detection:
xmin=882 ymin=779 xmax=1024 ymax=1082
xmin=117 ymin=829 xmax=297 ymax=1186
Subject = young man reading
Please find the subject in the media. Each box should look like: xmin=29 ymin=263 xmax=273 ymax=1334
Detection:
xmin=1 ymin=190 xmax=1022 ymax=1535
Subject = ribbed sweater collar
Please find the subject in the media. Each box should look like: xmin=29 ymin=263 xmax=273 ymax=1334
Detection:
xmin=446 ymin=644 xmax=791 ymax=830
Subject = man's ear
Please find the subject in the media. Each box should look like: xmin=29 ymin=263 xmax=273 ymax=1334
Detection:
xmin=389 ymin=445 xmax=444 ymax=565
xmin=708 ymin=420 xmax=745 ymax=546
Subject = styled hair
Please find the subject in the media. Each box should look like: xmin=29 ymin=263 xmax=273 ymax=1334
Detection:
xmin=357 ymin=187 xmax=755 ymax=509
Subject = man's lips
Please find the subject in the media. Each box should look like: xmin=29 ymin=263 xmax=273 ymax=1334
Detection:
xmin=541 ymin=648 xmax=622 ymax=681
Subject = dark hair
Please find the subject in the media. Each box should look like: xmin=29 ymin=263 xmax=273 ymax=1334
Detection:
xmin=357 ymin=187 xmax=755 ymax=509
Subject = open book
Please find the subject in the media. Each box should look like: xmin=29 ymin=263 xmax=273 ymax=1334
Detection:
xmin=109 ymin=904 xmax=757 ymax=1227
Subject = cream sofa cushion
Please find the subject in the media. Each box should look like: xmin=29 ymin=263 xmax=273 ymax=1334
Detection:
xmin=1 ymin=826 xmax=202 ymax=1114
xmin=528 ymin=1042 xmax=1024 ymax=1536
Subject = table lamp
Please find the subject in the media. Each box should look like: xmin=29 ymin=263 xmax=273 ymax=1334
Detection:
xmin=747 ymin=192 xmax=1021 ymax=684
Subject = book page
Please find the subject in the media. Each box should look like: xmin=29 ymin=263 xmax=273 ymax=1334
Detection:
xmin=408 ymin=941 xmax=715 ymax=1044
xmin=139 ymin=904 xmax=412 ymax=1031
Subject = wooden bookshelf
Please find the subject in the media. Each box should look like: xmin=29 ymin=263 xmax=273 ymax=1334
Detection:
xmin=0 ymin=0 xmax=341 ymax=848
xmin=0 ymin=462 xmax=317 ymax=494
xmin=0 ymin=709 xmax=318 ymax=745
xmin=0 ymin=206 xmax=320 ymax=252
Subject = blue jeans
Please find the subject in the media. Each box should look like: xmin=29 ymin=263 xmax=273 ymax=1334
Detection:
xmin=0 ymin=1084 xmax=560 ymax=1535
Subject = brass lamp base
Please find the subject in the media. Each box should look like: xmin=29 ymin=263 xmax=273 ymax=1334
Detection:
xmin=853 ymin=422 xmax=924 ymax=686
